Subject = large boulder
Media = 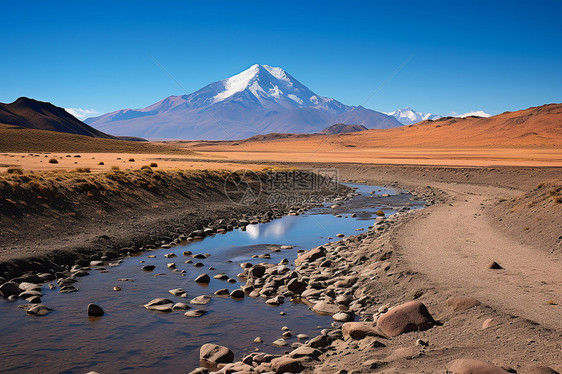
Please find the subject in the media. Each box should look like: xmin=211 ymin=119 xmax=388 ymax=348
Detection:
xmin=295 ymin=246 xmax=326 ymax=266
xmin=269 ymin=357 xmax=305 ymax=373
xmin=311 ymin=300 xmax=340 ymax=315
xmin=376 ymin=301 xmax=435 ymax=337
xmin=199 ymin=343 xmax=234 ymax=364
xmin=446 ymin=359 xmax=510 ymax=374
xmin=342 ymin=322 xmax=383 ymax=340
xmin=249 ymin=265 xmax=266 ymax=278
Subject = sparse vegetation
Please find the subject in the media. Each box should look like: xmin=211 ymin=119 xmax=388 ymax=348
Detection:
xmin=111 ymin=166 xmax=120 ymax=171
xmin=98 ymin=161 xmax=104 ymax=165
xmin=7 ymin=168 xmax=23 ymax=174
xmin=129 ymin=158 xmax=135 ymax=162
xmin=75 ymin=167 xmax=91 ymax=173
xmin=375 ymin=210 xmax=385 ymax=216
xmin=48 ymin=158 xmax=58 ymax=164
xmin=150 ymin=162 xmax=158 ymax=167
xmin=141 ymin=165 xmax=152 ymax=171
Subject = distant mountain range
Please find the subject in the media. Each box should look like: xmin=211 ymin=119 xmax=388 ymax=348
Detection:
xmin=384 ymin=107 xmax=441 ymax=125
xmin=0 ymin=97 xmax=115 ymax=138
xmin=86 ymin=64 xmax=402 ymax=140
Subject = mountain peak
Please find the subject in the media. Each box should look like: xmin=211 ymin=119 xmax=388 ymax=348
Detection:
xmin=385 ymin=107 xmax=441 ymax=125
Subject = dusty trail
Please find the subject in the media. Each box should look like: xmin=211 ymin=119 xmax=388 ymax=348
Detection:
xmin=394 ymin=182 xmax=562 ymax=330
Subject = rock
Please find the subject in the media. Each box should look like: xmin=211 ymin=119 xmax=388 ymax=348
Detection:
xmin=447 ymin=296 xmax=481 ymax=311
xmin=172 ymin=303 xmax=190 ymax=310
xmin=280 ymin=245 xmax=293 ymax=249
xmin=270 ymin=357 xmax=305 ymax=373
xmin=87 ymin=303 xmax=104 ymax=317
xmin=336 ymin=294 xmax=352 ymax=306
xmin=482 ymin=318 xmax=500 ymax=329
xmin=254 ymin=337 xmax=263 ymax=343
xmin=332 ymin=312 xmax=355 ymax=322
xmin=230 ymin=289 xmax=244 ymax=298
xmin=289 ymin=345 xmax=322 ymax=358
xmin=312 ymin=300 xmax=340 ymax=315
xmin=416 ymin=338 xmax=429 ymax=346
xmin=297 ymin=334 xmax=309 ymax=340
xmin=309 ymin=334 xmax=329 ymax=348
xmin=193 ymin=253 xmax=207 ymax=259
xmin=26 ymin=295 xmax=42 ymax=303
xmin=166 ymin=263 xmax=176 ymax=269
xmin=220 ymin=362 xmax=254 ymax=373
xmin=249 ymin=265 xmax=266 ymax=278
xmin=164 ymin=253 xmax=177 ymax=258
xmin=214 ymin=273 xmax=229 ymax=280
xmin=19 ymin=289 xmax=42 ymax=299
xmin=446 ymin=359 xmax=510 ymax=374
xmin=187 ymin=368 xmax=209 ymax=374
xmin=295 ymin=246 xmax=326 ymax=266
xmin=376 ymin=301 xmax=435 ymax=337
xmin=168 ymin=288 xmax=187 ymax=297
xmin=184 ymin=309 xmax=207 ymax=317
xmin=18 ymin=282 xmax=41 ymax=291
xmin=190 ymin=295 xmax=211 ymax=305
xmin=113 ymin=286 xmax=121 ymax=291
xmin=19 ymin=304 xmax=52 ymax=316
xmin=342 ymin=322 xmax=383 ymax=340
xmin=214 ymin=288 xmax=230 ymax=296
xmin=193 ymin=262 xmax=204 ymax=268
xmin=90 ymin=260 xmax=104 ymax=266
xmin=0 ymin=282 xmax=21 ymax=297
xmin=336 ymin=233 xmax=345 ymax=237
xmin=272 ymin=338 xmax=288 ymax=347
xmin=144 ymin=298 xmax=174 ymax=312
xmin=194 ymin=274 xmax=210 ymax=283
xmin=59 ymin=285 xmax=78 ymax=293
xmin=141 ymin=265 xmax=155 ymax=271
xmin=199 ymin=343 xmax=234 ymax=364
xmin=287 ymin=278 xmax=307 ymax=292
xmin=488 ymin=261 xmax=503 ymax=270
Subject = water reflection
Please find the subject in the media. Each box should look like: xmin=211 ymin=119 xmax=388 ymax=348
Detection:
xmin=245 ymin=216 xmax=296 ymax=240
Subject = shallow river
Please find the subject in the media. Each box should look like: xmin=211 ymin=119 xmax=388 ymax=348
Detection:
xmin=0 ymin=184 xmax=424 ymax=373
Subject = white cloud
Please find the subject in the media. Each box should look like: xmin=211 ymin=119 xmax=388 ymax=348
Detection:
xmin=454 ymin=110 xmax=491 ymax=118
xmin=64 ymin=107 xmax=99 ymax=120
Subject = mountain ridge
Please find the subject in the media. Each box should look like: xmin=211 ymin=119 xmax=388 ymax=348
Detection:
xmin=384 ymin=107 xmax=441 ymax=125
xmin=0 ymin=97 xmax=115 ymax=139
xmin=86 ymin=64 xmax=402 ymax=140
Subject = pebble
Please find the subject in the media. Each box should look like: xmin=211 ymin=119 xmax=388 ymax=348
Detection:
xmin=87 ymin=303 xmax=104 ymax=317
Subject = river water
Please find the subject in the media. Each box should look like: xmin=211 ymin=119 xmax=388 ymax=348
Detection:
xmin=0 ymin=184 xmax=424 ymax=373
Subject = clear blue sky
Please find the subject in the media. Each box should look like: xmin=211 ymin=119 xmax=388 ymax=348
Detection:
xmin=2 ymin=0 xmax=561 ymax=118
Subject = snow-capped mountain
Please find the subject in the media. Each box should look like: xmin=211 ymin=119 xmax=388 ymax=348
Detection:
xmin=86 ymin=64 xmax=402 ymax=140
xmin=384 ymin=107 xmax=441 ymax=125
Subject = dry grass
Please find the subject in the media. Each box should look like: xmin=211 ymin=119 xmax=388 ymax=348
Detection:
xmin=0 ymin=124 xmax=194 ymax=154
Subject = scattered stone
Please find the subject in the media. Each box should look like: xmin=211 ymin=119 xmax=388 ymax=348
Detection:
xmin=0 ymin=282 xmax=21 ymax=297
xmin=19 ymin=304 xmax=52 ymax=316
xmin=144 ymin=298 xmax=174 ymax=312
xmin=214 ymin=288 xmax=230 ymax=296
xmin=416 ymin=338 xmax=429 ymax=346
xmin=254 ymin=337 xmax=263 ymax=343
xmin=336 ymin=233 xmax=345 ymax=237
xmin=289 ymin=345 xmax=322 ymax=359
xmin=332 ymin=312 xmax=355 ymax=322
xmin=270 ymin=356 xmax=305 ymax=373
xmin=172 ymin=303 xmax=190 ymax=311
xmin=230 ymin=289 xmax=244 ymax=298
xmin=213 ymin=273 xmax=229 ymax=280
xmin=297 ymin=333 xmax=309 ymax=340
xmin=342 ymin=322 xmax=384 ymax=340
xmin=184 ymin=309 xmax=207 ymax=317
xmin=376 ymin=301 xmax=435 ymax=337
xmin=309 ymin=334 xmax=330 ymax=348
xmin=312 ymin=300 xmax=340 ymax=315
xmin=295 ymin=246 xmax=326 ymax=266
xmin=199 ymin=343 xmax=234 ymax=364
xmin=249 ymin=265 xmax=266 ymax=278
xmin=525 ymin=366 xmax=560 ymax=374
xmin=141 ymin=265 xmax=155 ymax=271
xmin=482 ymin=318 xmax=500 ymax=329
xmin=90 ymin=261 xmax=104 ymax=267
xmin=447 ymin=296 xmax=481 ymax=311
xmin=166 ymin=263 xmax=176 ymax=269
xmin=26 ymin=295 xmax=41 ymax=303
xmin=168 ymin=288 xmax=187 ymax=297
xmin=194 ymin=274 xmax=210 ymax=283
xmin=488 ymin=261 xmax=503 ymax=270
xmin=60 ymin=285 xmax=78 ymax=293
xmin=164 ymin=253 xmax=177 ymax=258
xmin=190 ymin=295 xmax=211 ymax=305
xmin=446 ymin=359 xmax=510 ymax=374
xmin=272 ymin=338 xmax=288 ymax=347
xmin=87 ymin=303 xmax=104 ymax=317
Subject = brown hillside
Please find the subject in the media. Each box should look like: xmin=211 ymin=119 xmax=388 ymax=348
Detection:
xmin=0 ymin=97 xmax=114 ymax=138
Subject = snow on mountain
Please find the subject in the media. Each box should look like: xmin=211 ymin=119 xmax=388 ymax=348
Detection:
xmin=384 ymin=107 xmax=441 ymax=125
xmin=86 ymin=64 xmax=402 ymax=140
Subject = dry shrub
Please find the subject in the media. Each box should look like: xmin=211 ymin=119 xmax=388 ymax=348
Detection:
xmin=111 ymin=166 xmax=120 ymax=171
xmin=75 ymin=167 xmax=91 ymax=173
xmin=7 ymin=168 xmax=23 ymax=175
xmin=129 ymin=158 xmax=135 ymax=162
xmin=375 ymin=210 xmax=385 ymax=216
xmin=150 ymin=162 xmax=158 ymax=167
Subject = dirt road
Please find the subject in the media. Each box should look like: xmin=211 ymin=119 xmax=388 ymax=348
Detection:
xmin=394 ymin=182 xmax=562 ymax=330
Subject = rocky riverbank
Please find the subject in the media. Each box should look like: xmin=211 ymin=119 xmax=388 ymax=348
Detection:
xmin=189 ymin=183 xmax=561 ymax=374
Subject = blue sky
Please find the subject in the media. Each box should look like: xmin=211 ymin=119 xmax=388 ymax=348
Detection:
xmin=2 ymin=0 xmax=561 ymax=118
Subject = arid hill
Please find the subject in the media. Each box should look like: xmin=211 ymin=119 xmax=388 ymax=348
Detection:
xmin=0 ymin=97 xmax=114 ymax=138
xmin=321 ymin=123 xmax=368 ymax=135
